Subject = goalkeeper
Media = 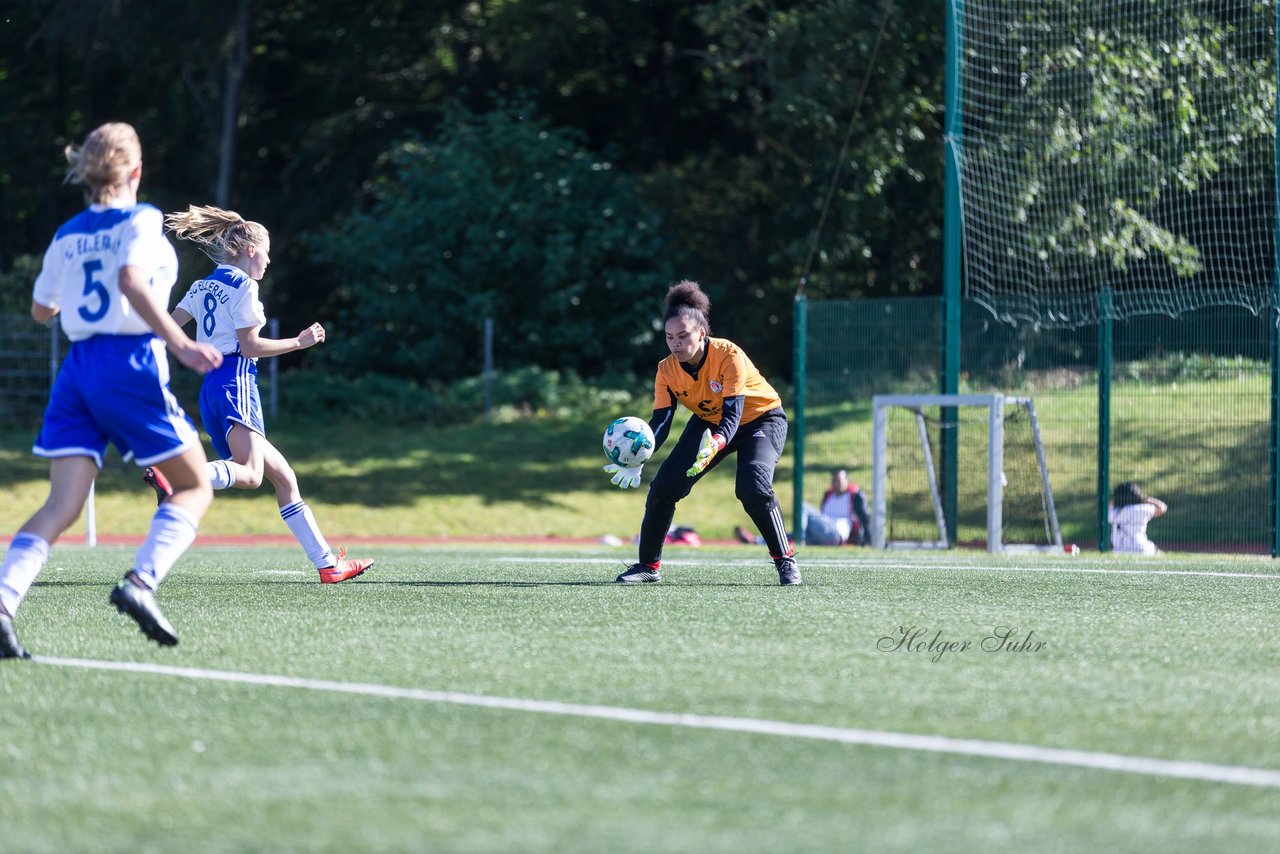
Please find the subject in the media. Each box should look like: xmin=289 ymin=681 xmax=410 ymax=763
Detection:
xmin=606 ymin=280 xmax=799 ymax=586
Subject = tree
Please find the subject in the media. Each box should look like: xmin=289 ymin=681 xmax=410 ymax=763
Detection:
xmin=312 ymin=101 xmax=676 ymax=381
xmin=641 ymin=1 xmax=946 ymax=367
xmin=182 ymin=0 xmax=252 ymax=208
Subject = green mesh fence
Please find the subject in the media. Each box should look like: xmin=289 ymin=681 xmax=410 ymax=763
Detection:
xmin=801 ymin=298 xmax=941 ymax=541
xmin=954 ymin=0 xmax=1277 ymax=327
xmin=0 ymin=314 xmax=58 ymax=426
xmin=1107 ymin=309 xmax=1271 ymax=552
xmin=801 ymin=297 xmax=1272 ymax=552
xmin=806 ymin=298 xmax=943 ymax=402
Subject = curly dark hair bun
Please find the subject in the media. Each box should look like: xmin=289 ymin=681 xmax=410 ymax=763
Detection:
xmin=665 ymin=280 xmax=711 ymax=315
xmin=664 ymin=280 xmax=712 ymax=332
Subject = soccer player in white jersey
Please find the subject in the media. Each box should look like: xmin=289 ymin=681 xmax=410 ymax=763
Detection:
xmin=161 ymin=204 xmax=372 ymax=584
xmin=0 ymin=123 xmax=223 ymax=660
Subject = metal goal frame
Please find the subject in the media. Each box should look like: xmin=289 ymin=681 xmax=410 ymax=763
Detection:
xmin=871 ymin=393 xmax=1063 ymax=553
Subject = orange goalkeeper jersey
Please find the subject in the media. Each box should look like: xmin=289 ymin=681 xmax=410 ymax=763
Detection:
xmin=652 ymin=337 xmax=782 ymax=426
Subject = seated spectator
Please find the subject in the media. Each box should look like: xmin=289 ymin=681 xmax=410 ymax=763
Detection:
xmin=735 ymin=469 xmax=870 ymax=546
xmin=814 ymin=469 xmax=870 ymax=545
xmin=1109 ymin=481 xmax=1167 ymax=555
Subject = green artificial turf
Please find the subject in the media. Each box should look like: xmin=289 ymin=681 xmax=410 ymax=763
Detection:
xmin=2 ymin=546 xmax=1278 ymax=852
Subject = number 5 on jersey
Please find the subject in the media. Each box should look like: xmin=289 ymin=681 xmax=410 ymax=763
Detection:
xmin=78 ymin=259 xmax=110 ymax=322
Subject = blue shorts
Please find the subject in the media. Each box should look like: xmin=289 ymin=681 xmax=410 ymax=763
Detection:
xmin=199 ymin=355 xmax=265 ymax=460
xmin=34 ymin=334 xmax=201 ymax=468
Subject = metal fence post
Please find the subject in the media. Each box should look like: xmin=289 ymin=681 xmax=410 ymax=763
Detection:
xmin=49 ymin=321 xmax=59 ymax=384
xmin=1272 ymin=3 xmax=1280 ymax=557
xmin=483 ymin=318 xmax=494 ymax=420
xmin=792 ymin=294 xmax=807 ymax=538
xmin=1273 ymin=303 xmax=1280 ymax=557
xmin=1097 ymin=288 xmax=1113 ymax=552
xmin=941 ymin=0 xmax=965 ymax=548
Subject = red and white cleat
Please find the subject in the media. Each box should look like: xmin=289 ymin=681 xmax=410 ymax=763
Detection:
xmin=318 ymin=547 xmax=374 ymax=584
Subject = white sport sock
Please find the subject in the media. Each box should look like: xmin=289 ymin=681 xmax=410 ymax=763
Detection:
xmin=280 ymin=501 xmax=334 ymax=568
xmin=0 ymin=533 xmax=51 ymax=616
xmin=207 ymin=460 xmax=236 ymax=490
xmin=132 ymin=504 xmax=200 ymax=589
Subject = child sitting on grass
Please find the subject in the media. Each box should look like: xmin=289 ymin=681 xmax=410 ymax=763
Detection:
xmin=1109 ymin=481 xmax=1167 ymax=555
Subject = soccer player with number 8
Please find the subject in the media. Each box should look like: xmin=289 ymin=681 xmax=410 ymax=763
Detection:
xmin=611 ymin=281 xmax=800 ymax=586
xmin=162 ymin=205 xmax=372 ymax=584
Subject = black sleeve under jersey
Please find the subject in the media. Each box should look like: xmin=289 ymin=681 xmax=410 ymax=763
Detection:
xmin=715 ymin=395 xmax=745 ymax=445
xmin=649 ymin=409 xmax=675 ymax=453
xmin=645 ymin=385 xmax=678 ymax=454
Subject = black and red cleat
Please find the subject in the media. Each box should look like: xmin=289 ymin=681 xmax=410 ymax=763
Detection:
xmin=615 ymin=563 xmax=661 ymax=584
xmin=775 ymin=556 xmax=802 ymax=586
xmin=142 ymin=467 xmax=173 ymax=506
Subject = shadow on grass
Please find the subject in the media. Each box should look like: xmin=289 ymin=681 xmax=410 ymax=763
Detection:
xmin=361 ymin=579 xmax=617 ymax=587
xmin=356 ymin=579 xmax=800 ymax=588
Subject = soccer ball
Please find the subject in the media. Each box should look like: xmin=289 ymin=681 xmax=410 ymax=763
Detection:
xmin=602 ymin=416 xmax=655 ymax=467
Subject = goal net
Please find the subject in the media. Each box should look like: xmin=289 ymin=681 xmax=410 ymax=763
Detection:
xmin=954 ymin=1 xmax=1276 ymax=326
xmin=871 ymin=394 xmax=1063 ymax=553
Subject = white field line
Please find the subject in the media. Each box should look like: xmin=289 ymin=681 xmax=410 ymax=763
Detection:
xmin=37 ymin=655 xmax=1280 ymax=789
xmin=498 ymin=556 xmax=1280 ymax=581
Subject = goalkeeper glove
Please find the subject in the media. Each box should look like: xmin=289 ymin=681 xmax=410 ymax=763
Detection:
xmin=603 ymin=462 xmax=644 ymax=489
xmin=686 ymin=430 xmax=726 ymax=477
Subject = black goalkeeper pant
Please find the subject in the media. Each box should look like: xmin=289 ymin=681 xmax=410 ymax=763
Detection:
xmin=637 ymin=408 xmax=792 ymax=566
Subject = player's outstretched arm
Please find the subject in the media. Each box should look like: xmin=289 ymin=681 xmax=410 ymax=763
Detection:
xmin=235 ymin=322 xmax=326 ymax=359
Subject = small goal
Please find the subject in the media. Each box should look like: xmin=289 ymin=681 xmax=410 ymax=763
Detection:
xmin=870 ymin=393 xmax=1063 ymax=553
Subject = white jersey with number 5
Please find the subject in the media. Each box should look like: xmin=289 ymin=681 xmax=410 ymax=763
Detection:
xmin=175 ymin=264 xmax=267 ymax=357
xmin=31 ymin=203 xmax=178 ymax=342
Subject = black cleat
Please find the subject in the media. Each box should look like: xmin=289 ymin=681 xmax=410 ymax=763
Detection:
xmin=0 ymin=611 xmax=31 ymax=660
xmin=615 ymin=564 xmax=661 ymax=584
xmin=109 ymin=574 xmax=178 ymax=646
xmin=776 ymin=557 xmax=802 ymax=586
xmin=142 ymin=466 xmax=173 ymax=506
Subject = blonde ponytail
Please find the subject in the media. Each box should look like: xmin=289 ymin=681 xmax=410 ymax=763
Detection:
xmin=165 ymin=204 xmax=270 ymax=264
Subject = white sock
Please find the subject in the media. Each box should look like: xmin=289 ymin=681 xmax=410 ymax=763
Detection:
xmin=280 ymin=501 xmax=334 ymax=568
xmin=207 ymin=460 xmax=236 ymax=490
xmin=132 ymin=504 xmax=200 ymax=589
xmin=0 ymin=533 xmax=50 ymax=616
